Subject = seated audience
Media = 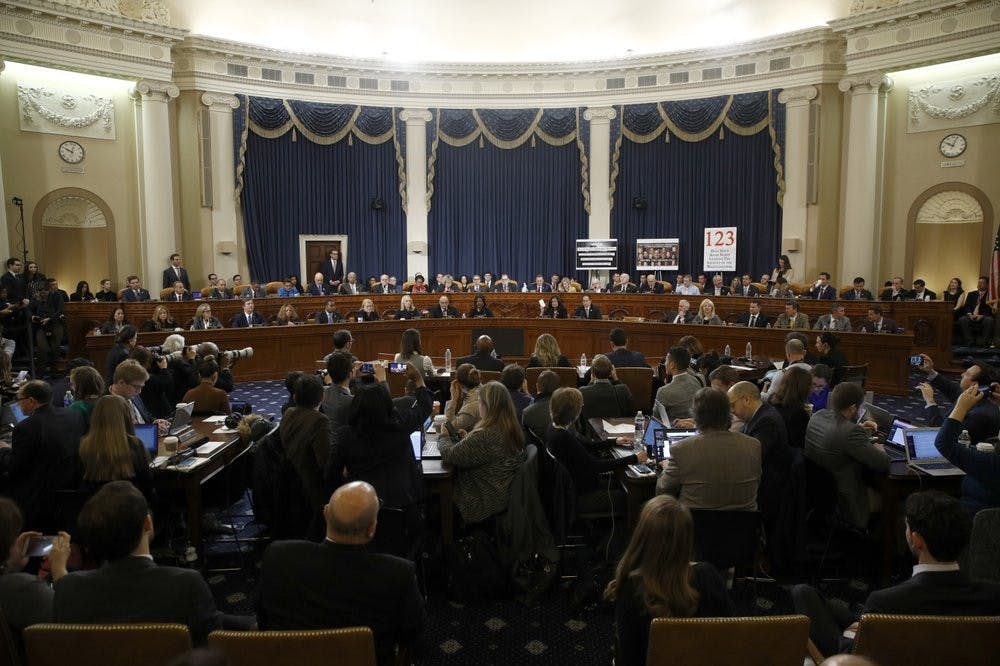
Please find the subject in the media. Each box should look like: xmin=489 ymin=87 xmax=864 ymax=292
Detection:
xmin=395 ymin=294 xmax=421 ymax=320
xmin=280 ymin=375 xmax=333 ymax=520
xmin=880 ymin=276 xmax=912 ymax=301
xmin=522 ymin=369 xmax=560 ymax=437
xmin=439 ymin=382 xmax=527 ymax=524
xmin=573 ymin=294 xmax=602 ymax=319
xmin=654 ymin=346 xmax=704 ymax=425
xmin=735 ymin=273 xmax=759 ymax=298
xmin=934 ymin=386 xmax=1000 ymax=514
xmin=764 ymin=338 xmax=811 ymax=400
xmin=604 ymin=495 xmax=732 ymax=666
xmin=182 ymin=359 xmax=231 ymax=415
xmin=456 ymin=335 xmax=505 ymax=372
xmin=804 ymin=382 xmax=889 ymax=529
xmin=393 ymin=328 xmax=434 ymax=378
xmin=436 ymin=274 xmax=459 ymax=293
xmin=656 ymin=388 xmax=761 ymax=510
xmin=859 ymin=305 xmax=898 ymax=333
xmin=526 ymin=333 xmax=571 ymax=368
xmin=809 ymin=364 xmax=834 ymax=413
xmin=78 ymin=395 xmax=154 ymax=502
xmin=806 ymin=272 xmax=837 ymax=300
xmin=428 ymin=295 xmax=459 ymax=318
xmin=956 ymin=276 xmax=994 ymax=347
xmin=68 ymin=365 xmax=105 ymax=432
xmin=339 ymin=272 xmax=363 ymax=295
xmin=815 ymin=332 xmax=848 ymax=370
xmin=408 ymin=274 xmax=428 ymax=293
xmin=99 ymin=306 xmax=129 ymax=336
xmin=276 ymin=279 xmax=299 ymax=298
xmin=916 ymin=355 xmax=999 ymax=447
xmin=240 ymin=280 xmax=267 ymax=300
xmin=190 ymin=303 xmax=223 ymax=330
xmin=581 ymin=354 xmax=633 ymax=420
xmin=70 ymin=280 xmax=96 ymax=302
xmin=606 ymin=328 xmax=649 ymax=368
xmin=815 ymin=304 xmax=852 ymax=332
xmin=306 ymin=272 xmax=329 ymax=297
xmin=94 ymin=279 xmax=117 ymax=302
xmin=793 ymin=491 xmax=1000 ymax=657
xmin=121 ymin=275 xmax=151 ymax=302
xmin=445 ymin=364 xmax=482 ymax=432
xmin=844 ymin=276 xmax=874 ymax=301
xmin=704 ymin=275 xmax=729 ymax=297
xmin=52 ymin=481 xmax=242 ymax=644
xmin=501 ymin=364 xmax=533 ymax=421
xmin=467 ymin=295 xmax=493 ymax=318
xmin=207 ymin=279 xmax=234 ymax=300
xmin=769 ymin=365 xmax=813 ymax=449
xmin=943 ymin=277 xmax=963 ymax=305
xmin=257 ymin=482 xmax=425 ymax=666
xmin=693 ymin=298 xmax=722 ymax=325
xmin=775 ymin=300 xmax=809 ymax=329
xmin=911 ymin=278 xmax=936 ymax=301
xmin=770 ymin=276 xmax=794 ymax=299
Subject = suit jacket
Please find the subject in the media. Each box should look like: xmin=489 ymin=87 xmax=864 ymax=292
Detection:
xmin=162 ymin=266 xmax=191 ymax=291
xmin=53 ymin=556 xmax=221 ymax=645
xmin=775 ymin=312 xmax=810 ymax=329
xmin=736 ymin=284 xmax=761 ymax=298
xmin=374 ymin=284 xmax=399 ymax=295
xmin=843 ymin=289 xmax=874 ymax=301
xmin=606 ymin=347 xmax=649 ymax=368
xmin=742 ymin=403 xmax=792 ymax=520
xmin=208 ymin=287 xmax=234 ymax=300
xmin=704 ymin=285 xmax=730 ymax=296
xmin=580 ymin=381 xmax=634 ymax=420
xmin=859 ymin=317 xmax=898 ymax=333
xmin=230 ymin=311 xmax=266 ymax=328
xmin=911 ymin=289 xmax=937 ymax=301
xmin=121 ymin=288 xmax=151 ymax=302
xmin=863 ymin=570 xmax=1000 ymax=617
xmin=653 ymin=371 xmax=704 ymax=423
xmin=0 ymin=272 xmax=26 ymax=301
xmin=572 ymin=305 xmax=603 ymax=320
xmin=547 ymin=426 xmax=636 ymax=496
xmin=240 ymin=287 xmax=267 ymax=300
xmin=492 ymin=281 xmax=517 ymax=293
xmin=923 ymin=374 xmax=1000 ymax=448
xmin=258 ymin=540 xmax=424 ymax=666
xmin=528 ymin=284 xmax=552 ymax=293
xmin=881 ymin=288 xmax=913 ymax=302
xmin=737 ymin=312 xmax=770 ymax=328
xmin=611 ymin=283 xmax=638 ymax=294
xmin=814 ymin=314 xmax=852 ymax=332
xmin=656 ymin=429 xmax=762 ymax=511
xmin=638 ymin=282 xmax=665 ymax=294
xmin=663 ymin=311 xmax=695 ymax=324
xmin=338 ymin=281 xmax=363 ymax=295
xmin=166 ymin=291 xmax=193 ymax=302
xmin=320 ymin=385 xmax=353 ymax=428
xmin=428 ymin=305 xmax=459 ymax=319
xmin=280 ymin=406 xmax=333 ymax=509
xmin=306 ymin=283 xmax=329 ymax=297
xmin=315 ymin=310 xmax=343 ymax=324
xmin=0 ymin=404 xmax=84 ymax=529
xmin=961 ymin=290 xmax=994 ymax=318
xmin=521 ymin=395 xmax=552 ymax=437
xmin=806 ymin=284 xmax=836 ymax=300
xmin=320 ymin=258 xmax=344 ymax=287
xmin=804 ymin=409 xmax=890 ymax=529
xmin=455 ymin=351 xmax=504 ymax=372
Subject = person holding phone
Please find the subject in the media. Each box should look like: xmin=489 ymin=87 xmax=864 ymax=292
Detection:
xmin=0 ymin=497 xmax=71 ymax=646
xmin=934 ymin=386 xmax=1000 ymax=514
xmin=916 ymin=354 xmax=999 ymax=447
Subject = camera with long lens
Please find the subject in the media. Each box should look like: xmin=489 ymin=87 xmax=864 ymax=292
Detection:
xmin=147 ymin=345 xmax=184 ymax=363
xmin=223 ymin=347 xmax=254 ymax=363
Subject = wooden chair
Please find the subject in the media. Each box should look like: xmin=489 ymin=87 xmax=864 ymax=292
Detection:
xmin=646 ymin=615 xmax=810 ymax=666
xmin=833 ymin=363 xmax=868 ymax=388
xmin=209 ymin=627 xmax=377 ymax=666
xmin=24 ymin=623 xmax=192 ymax=666
xmin=966 ymin=507 xmax=1000 ymax=583
xmin=852 ymin=614 xmax=1000 ymax=664
xmin=402 ymin=281 xmax=414 ymax=292
xmin=614 ymin=366 xmax=654 ymax=413
xmin=265 ymin=281 xmax=284 ymax=296
xmin=525 ymin=366 xmax=578 ymax=390
xmin=479 ymin=370 xmax=502 ymax=384
xmin=608 ymin=308 xmax=629 ymax=320
xmin=158 ymin=287 xmax=174 ymax=300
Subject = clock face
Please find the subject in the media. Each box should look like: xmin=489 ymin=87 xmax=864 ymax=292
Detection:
xmin=939 ymin=133 xmax=967 ymax=158
xmin=58 ymin=140 xmax=85 ymax=164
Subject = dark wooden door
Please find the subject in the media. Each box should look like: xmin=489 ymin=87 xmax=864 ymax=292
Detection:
xmin=306 ymin=240 xmax=343 ymax=277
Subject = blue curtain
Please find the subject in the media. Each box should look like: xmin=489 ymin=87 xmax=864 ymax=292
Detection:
xmin=240 ymin=131 xmax=406 ymax=283
xmin=428 ymin=139 xmax=587 ymax=283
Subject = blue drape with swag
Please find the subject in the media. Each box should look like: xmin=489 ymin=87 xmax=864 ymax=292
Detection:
xmin=426 ymin=108 xmax=588 ymax=283
xmin=234 ymin=96 xmax=407 ymax=283
xmin=610 ymin=90 xmax=785 ymax=280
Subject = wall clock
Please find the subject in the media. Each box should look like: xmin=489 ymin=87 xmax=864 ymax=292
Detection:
xmin=58 ymin=140 xmax=85 ymax=164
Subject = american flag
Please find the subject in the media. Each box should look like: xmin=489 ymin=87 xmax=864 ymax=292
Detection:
xmin=992 ymin=225 xmax=1000 ymax=302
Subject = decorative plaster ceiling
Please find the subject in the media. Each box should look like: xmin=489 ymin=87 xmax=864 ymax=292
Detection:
xmin=166 ymin=0 xmax=848 ymax=63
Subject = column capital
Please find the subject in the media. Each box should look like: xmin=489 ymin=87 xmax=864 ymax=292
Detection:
xmin=838 ymin=72 xmax=892 ymax=95
xmin=778 ymin=85 xmax=818 ymax=105
xmin=0 ymin=60 xmax=5 ymax=76
xmin=200 ymin=92 xmax=240 ymax=111
xmin=399 ymin=109 xmax=432 ymax=123
xmin=132 ymin=79 xmax=180 ymax=102
xmin=584 ymin=107 xmax=617 ymax=122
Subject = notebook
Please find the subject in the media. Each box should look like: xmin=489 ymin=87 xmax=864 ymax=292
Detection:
xmin=904 ymin=427 xmax=964 ymax=476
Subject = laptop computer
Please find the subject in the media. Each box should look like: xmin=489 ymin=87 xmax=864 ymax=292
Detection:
xmin=862 ymin=402 xmax=893 ymax=434
xmin=410 ymin=429 xmax=423 ymax=462
xmin=883 ymin=418 xmax=915 ymax=461
xmin=1 ymin=401 xmax=27 ymax=428
xmin=904 ymin=427 xmax=964 ymax=476
xmin=135 ymin=423 xmax=159 ymax=458
xmin=168 ymin=402 xmax=200 ymax=445
xmin=419 ymin=417 xmax=442 ymax=459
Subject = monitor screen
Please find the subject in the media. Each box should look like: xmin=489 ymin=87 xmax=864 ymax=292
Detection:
xmin=9 ymin=402 xmax=26 ymax=424
xmin=410 ymin=430 xmax=422 ymax=461
xmin=642 ymin=416 xmax=665 ymax=448
xmin=887 ymin=418 xmax=915 ymax=448
xmin=135 ymin=423 xmax=158 ymax=457
xmin=906 ymin=428 xmax=941 ymax=460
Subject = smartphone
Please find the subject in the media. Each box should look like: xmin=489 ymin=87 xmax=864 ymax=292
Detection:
xmin=388 ymin=362 xmax=407 ymax=374
xmin=979 ymin=385 xmax=993 ymax=397
xmin=360 ymin=362 xmax=375 ymax=374
xmin=909 ymin=355 xmax=923 ymax=366
xmin=443 ymin=420 xmax=460 ymax=443
xmin=26 ymin=535 xmax=55 ymax=557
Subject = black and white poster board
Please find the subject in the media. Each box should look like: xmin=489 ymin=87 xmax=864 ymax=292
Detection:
xmin=576 ymin=239 xmax=618 ymax=271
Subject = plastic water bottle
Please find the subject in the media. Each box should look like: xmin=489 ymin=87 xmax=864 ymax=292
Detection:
xmin=634 ymin=411 xmax=645 ymax=452
xmin=959 ymin=429 xmax=972 ymax=448
xmin=580 ymin=353 xmax=587 ymax=368
xmin=444 ymin=348 xmax=452 ymax=373
xmin=746 ymin=342 xmax=752 ymax=360
xmin=521 ymin=282 xmax=528 ymax=293
xmin=724 ymin=344 xmax=731 ymax=358
xmin=63 ymin=390 xmax=73 ymax=407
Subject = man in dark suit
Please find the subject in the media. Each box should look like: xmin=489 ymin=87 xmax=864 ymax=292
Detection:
xmin=339 ymin=272 xmax=363 ymax=295
xmin=736 ymin=300 xmax=769 ymax=328
xmin=230 ymin=299 xmax=265 ymax=328
xmin=121 ymin=275 xmax=151 ymax=302
xmin=911 ymin=279 xmax=937 ymax=301
xmin=240 ymin=280 xmax=267 ymax=300
xmin=375 ymin=274 xmax=398 ymax=295
xmin=320 ymin=351 xmax=354 ymax=427
xmin=207 ymin=278 xmax=235 ymax=299
xmin=456 ymin=335 xmax=505 ymax=371
xmin=53 ymin=482 xmax=248 ymax=644
xmin=605 ymin=328 xmax=649 ymax=368
xmin=280 ymin=375 xmax=333 ymax=516
xmin=793 ymin=490 xmax=1000 ymax=656
xmin=168 ymin=280 xmax=192 ymax=302
xmin=736 ymin=274 xmax=761 ymax=298
xmin=858 ymin=305 xmax=898 ymax=333
xmin=492 ymin=273 xmax=517 ymax=293
xmin=806 ymin=272 xmax=837 ymax=300
xmin=880 ymin=276 xmax=913 ymax=301
xmin=662 ymin=299 xmax=694 ymax=324
xmin=613 ymin=272 xmax=638 ymax=293
xmin=704 ymin=274 xmax=729 ymax=296
xmin=529 ymin=274 xmax=552 ymax=293
xmin=1 ymin=257 xmax=27 ymax=304
xmin=580 ymin=355 xmax=633 ymax=420
xmin=522 ymin=370 xmax=560 ymax=436
xmin=804 ymin=382 xmax=889 ymax=529
xmin=428 ymin=295 xmax=459 ymax=319
xmin=572 ymin=294 xmax=602 ymax=320
xmin=258 ymin=481 xmax=425 ymax=666
xmin=0 ymin=380 xmax=83 ymax=530
xmin=915 ymin=354 xmax=999 ymax=447
xmin=637 ymin=274 xmax=664 ymax=294
xmin=306 ymin=272 xmax=330 ymax=297
xmin=161 ymin=253 xmax=191 ymax=291
xmin=843 ymin=277 xmax=874 ymax=301
xmin=315 ymin=300 xmax=343 ymax=325
xmin=656 ymin=388 xmax=761 ymax=510
xmin=321 ymin=248 xmax=344 ymax=292
xmin=957 ymin=276 xmax=994 ymax=347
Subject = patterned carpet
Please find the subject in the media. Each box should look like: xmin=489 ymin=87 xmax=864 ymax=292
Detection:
xmin=195 ymin=368 xmax=962 ymax=665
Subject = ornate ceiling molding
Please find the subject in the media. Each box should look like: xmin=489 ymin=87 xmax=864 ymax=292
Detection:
xmin=41 ymin=194 xmax=109 ymax=228
xmin=915 ymin=190 xmax=984 ymax=224
xmin=907 ymin=71 xmax=1000 ymax=131
xmin=17 ymin=81 xmax=116 ymax=138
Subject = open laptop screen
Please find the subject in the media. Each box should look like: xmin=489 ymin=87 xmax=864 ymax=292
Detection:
xmin=410 ymin=430 xmax=423 ymax=461
xmin=887 ymin=418 xmax=915 ymax=449
xmin=169 ymin=402 xmax=194 ymax=434
xmin=135 ymin=423 xmax=158 ymax=457
xmin=905 ymin=428 xmax=942 ymax=461
xmin=642 ymin=416 xmax=665 ymax=448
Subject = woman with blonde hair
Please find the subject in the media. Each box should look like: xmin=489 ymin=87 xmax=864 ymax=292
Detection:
xmin=356 ymin=298 xmax=380 ymax=322
xmin=69 ymin=365 xmax=105 ymax=431
xmin=78 ymin=394 xmax=154 ymax=501
xmin=693 ymin=299 xmax=722 ymax=326
xmin=439 ymin=381 xmax=527 ymax=524
xmin=142 ymin=304 xmax=178 ymax=332
xmin=604 ymin=495 xmax=732 ymax=666
xmin=396 ymin=294 xmax=421 ymax=320
xmin=393 ymin=328 xmax=434 ymax=377
xmin=190 ymin=302 xmax=222 ymax=330
xmin=526 ymin=333 xmax=571 ymax=368
xmin=271 ymin=303 xmax=300 ymax=326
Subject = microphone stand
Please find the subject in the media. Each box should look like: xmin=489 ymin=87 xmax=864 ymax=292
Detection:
xmin=10 ymin=198 xmax=36 ymax=379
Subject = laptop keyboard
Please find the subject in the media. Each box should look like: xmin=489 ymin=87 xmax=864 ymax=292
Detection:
xmin=918 ymin=462 xmax=954 ymax=470
xmin=423 ymin=440 xmax=441 ymax=458
xmin=886 ymin=447 xmax=906 ymax=461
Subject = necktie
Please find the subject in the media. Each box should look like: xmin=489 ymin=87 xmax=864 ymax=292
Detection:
xmin=247 ymin=314 xmax=253 ymax=328
xmin=750 ymin=315 xmax=756 ymax=327
xmin=585 ymin=308 xmax=590 ymax=318
xmin=133 ymin=290 xmax=139 ymax=298
xmin=675 ymin=315 xmax=682 ymax=324
xmin=175 ymin=268 xmax=180 ymax=279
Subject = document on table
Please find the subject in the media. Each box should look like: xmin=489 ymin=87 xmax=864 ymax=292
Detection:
xmin=602 ymin=420 xmax=636 ymax=435
xmin=202 ymin=415 xmax=228 ymax=423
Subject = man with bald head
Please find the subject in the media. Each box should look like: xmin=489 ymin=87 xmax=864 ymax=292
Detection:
xmin=258 ymin=482 xmax=425 ymax=665
xmin=456 ymin=335 xmax=504 ymax=371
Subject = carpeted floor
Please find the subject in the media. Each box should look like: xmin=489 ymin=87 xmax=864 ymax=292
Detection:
xmin=197 ymin=368 xmax=959 ymax=665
